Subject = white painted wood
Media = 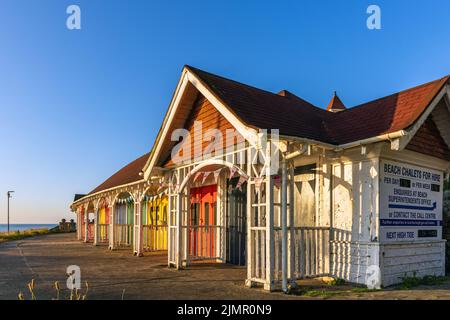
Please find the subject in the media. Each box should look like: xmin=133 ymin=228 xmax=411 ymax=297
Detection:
xmin=183 ymin=187 xmax=190 ymax=266
xmin=142 ymin=68 xmax=258 ymax=181
xmin=133 ymin=202 xmax=143 ymax=256
xmin=187 ymin=71 xmax=259 ymax=146
xmin=381 ymin=241 xmax=445 ymax=286
xmin=431 ymin=100 xmax=450 ymax=148
xmin=93 ymin=207 xmax=99 ymax=246
xmin=361 ymin=145 xmax=367 ymax=155
xmin=178 ymin=159 xmax=247 ymax=192
xmin=108 ymin=204 xmax=114 ymax=250
xmin=281 ymin=156 xmax=288 ymax=292
xmin=245 ymin=148 xmax=253 ymax=287
xmin=288 ymin=164 xmax=296 ymax=285
xmin=264 ymin=143 xmax=275 ymax=290
xmin=446 ymin=85 xmax=450 ymax=113
xmin=143 ymin=71 xmax=189 ymax=180
xmin=84 ymin=207 xmax=89 ymax=243
xmin=175 ymin=184 xmax=183 ymax=269
xmin=167 ymin=176 xmax=176 ymax=266
xmin=391 ymin=87 xmax=447 ymax=151
xmin=76 ymin=210 xmax=81 ymax=240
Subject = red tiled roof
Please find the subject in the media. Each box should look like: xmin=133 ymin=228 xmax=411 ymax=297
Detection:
xmin=328 ymin=76 xmax=450 ymax=144
xmin=187 ymin=65 xmax=450 ymax=145
xmin=88 ymin=153 xmax=149 ymax=195
xmin=186 ymin=66 xmax=334 ymax=143
xmin=80 ymin=68 xmax=449 ymax=198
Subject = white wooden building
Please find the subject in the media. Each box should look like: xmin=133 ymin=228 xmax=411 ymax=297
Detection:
xmin=72 ymin=66 xmax=450 ymax=290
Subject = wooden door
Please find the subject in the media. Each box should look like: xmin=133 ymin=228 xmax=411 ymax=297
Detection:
xmin=189 ymin=185 xmax=217 ymax=259
xmin=226 ymin=178 xmax=247 ymax=265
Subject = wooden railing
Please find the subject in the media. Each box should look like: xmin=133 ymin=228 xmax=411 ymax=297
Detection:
xmin=291 ymin=226 xmax=330 ymax=279
xmin=114 ymin=224 xmax=133 ymax=246
xmin=81 ymin=222 xmax=86 ymax=241
xmin=142 ymin=225 xmax=168 ymax=251
xmin=249 ymin=228 xmax=266 ymax=281
xmin=87 ymin=223 xmax=94 ymax=242
xmin=186 ymin=225 xmax=222 ymax=260
xmin=97 ymin=224 xmax=109 ymax=243
xmin=273 ymin=226 xmax=330 ymax=280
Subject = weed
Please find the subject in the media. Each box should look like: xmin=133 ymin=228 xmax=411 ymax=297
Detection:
xmin=400 ymin=273 xmax=450 ymax=290
xmin=19 ymin=278 xmax=89 ymax=300
xmin=0 ymin=229 xmax=55 ymax=243
xmin=328 ymin=278 xmax=345 ymax=286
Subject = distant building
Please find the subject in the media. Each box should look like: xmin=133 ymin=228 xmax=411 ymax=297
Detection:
xmin=58 ymin=218 xmax=76 ymax=232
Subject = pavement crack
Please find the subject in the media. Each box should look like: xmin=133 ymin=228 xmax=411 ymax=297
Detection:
xmin=16 ymin=241 xmax=42 ymax=282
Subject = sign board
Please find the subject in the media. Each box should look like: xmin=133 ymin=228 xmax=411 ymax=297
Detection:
xmin=380 ymin=160 xmax=443 ymax=242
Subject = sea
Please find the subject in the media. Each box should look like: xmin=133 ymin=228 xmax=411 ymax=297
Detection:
xmin=0 ymin=224 xmax=57 ymax=233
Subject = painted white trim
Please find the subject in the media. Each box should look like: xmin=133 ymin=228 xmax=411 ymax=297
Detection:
xmin=390 ymin=85 xmax=448 ymax=151
xmin=111 ymin=191 xmax=136 ymax=206
xmin=143 ymin=67 xmax=258 ymax=181
xmin=143 ymin=71 xmax=189 ymax=180
xmin=187 ymin=71 xmax=259 ymax=145
xmin=71 ymin=179 xmax=145 ymax=208
xmin=279 ymin=134 xmax=335 ymax=150
xmin=286 ymin=84 xmax=450 ymax=152
xmin=166 ymin=146 xmax=250 ymax=171
xmin=446 ymin=86 xmax=450 ymax=112
xmin=335 ymin=130 xmax=407 ymax=151
xmin=380 ymin=148 xmax=449 ymax=172
xmin=178 ymin=159 xmax=247 ymax=192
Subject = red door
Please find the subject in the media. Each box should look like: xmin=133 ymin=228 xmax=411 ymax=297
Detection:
xmin=190 ymin=185 xmax=217 ymax=258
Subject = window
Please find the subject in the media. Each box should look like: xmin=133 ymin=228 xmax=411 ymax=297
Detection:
xmin=294 ymin=164 xmax=317 ymax=227
xmin=156 ymin=207 xmax=159 ymax=224
xmin=191 ymin=203 xmax=199 ymax=226
xmin=163 ymin=206 xmax=168 ymax=225
xmin=204 ymin=202 xmax=210 ymax=228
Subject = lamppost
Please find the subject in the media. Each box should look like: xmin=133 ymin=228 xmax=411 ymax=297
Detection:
xmin=7 ymin=191 xmax=14 ymax=233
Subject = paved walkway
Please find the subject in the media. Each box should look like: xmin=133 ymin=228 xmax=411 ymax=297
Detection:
xmin=1 ymin=233 xmax=450 ymax=300
xmin=0 ymin=233 xmax=282 ymax=300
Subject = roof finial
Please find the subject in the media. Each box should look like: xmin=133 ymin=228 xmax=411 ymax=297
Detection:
xmin=327 ymin=91 xmax=346 ymax=112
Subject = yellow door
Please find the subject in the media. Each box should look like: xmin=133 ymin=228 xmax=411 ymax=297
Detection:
xmin=99 ymin=207 xmax=106 ymax=239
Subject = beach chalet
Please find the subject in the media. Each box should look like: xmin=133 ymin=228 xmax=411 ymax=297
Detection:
xmin=71 ymin=66 xmax=450 ymax=290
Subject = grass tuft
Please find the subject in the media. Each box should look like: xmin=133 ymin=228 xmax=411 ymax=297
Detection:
xmin=328 ymin=278 xmax=346 ymax=286
xmin=399 ymin=273 xmax=450 ymax=290
xmin=0 ymin=229 xmax=55 ymax=243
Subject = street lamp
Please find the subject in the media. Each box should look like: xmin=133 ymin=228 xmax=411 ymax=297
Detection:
xmin=7 ymin=191 xmax=14 ymax=233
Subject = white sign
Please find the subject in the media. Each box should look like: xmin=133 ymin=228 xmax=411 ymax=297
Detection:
xmin=380 ymin=160 xmax=443 ymax=242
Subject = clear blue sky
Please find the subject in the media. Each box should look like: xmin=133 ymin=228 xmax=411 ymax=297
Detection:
xmin=1 ymin=0 xmax=449 ymax=223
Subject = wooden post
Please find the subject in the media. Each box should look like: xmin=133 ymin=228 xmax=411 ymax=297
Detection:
xmin=84 ymin=207 xmax=89 ymax=243
xmin=281 ymin=156 xmax=288 ymax=292
xmin=134 ymin=201 xmax=143 ymax=256
xmin=245 ymin=148 xmax=253 ymax=287
xmin=175 ymin=191 xmax=183 ymax=269
xmin=264 ymin=142 xmax=275 ymax=291
xmin=108 ymin=204 xmax=115 ymax=250
xmin=168 ymin=186 xmax=173 ymax=267
xmin=76 ymin=209 xmax=82 ymax=240
xmin=219 ymin=173 xmax=226 ymax=263
xmin=288 ymin=164 xmax=296 ymax=287
xmin=93 ymin=207 xmax=99 ymax=246
xmin=184 ymin=189 xmax=190 ymax=267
